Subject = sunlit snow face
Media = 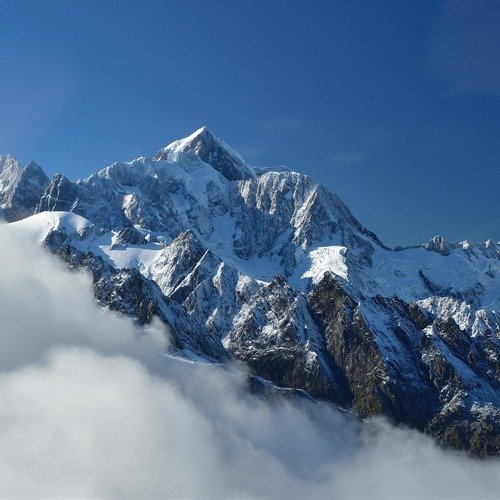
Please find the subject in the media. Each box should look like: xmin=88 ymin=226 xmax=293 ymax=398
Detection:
xmin=0 ymin=225 xmax=498 ymax=499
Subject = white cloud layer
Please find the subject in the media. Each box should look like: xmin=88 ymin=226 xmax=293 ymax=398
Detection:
xmin=0 ymin=226 xmax=498 ymax=499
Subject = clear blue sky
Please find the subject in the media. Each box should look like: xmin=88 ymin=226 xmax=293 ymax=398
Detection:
xmin=1 ymin=0 xmax=498 ymax=246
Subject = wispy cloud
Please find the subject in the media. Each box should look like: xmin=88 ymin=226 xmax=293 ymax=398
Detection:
xmin=263 ymin=118 xmax=304 ymax=132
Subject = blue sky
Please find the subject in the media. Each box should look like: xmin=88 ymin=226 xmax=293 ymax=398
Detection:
xmin=0 ymin=0 xmax=498 ymax=246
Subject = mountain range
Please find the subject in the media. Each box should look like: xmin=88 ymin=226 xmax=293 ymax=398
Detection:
xmin=1 ymin=126 xmax=498 ymax=456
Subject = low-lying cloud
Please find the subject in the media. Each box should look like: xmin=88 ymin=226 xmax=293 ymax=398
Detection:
xmin=0 ymin=226 xmax=498 ymax=499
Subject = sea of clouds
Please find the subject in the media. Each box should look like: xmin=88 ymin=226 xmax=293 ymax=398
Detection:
xmin=0 ymin=226 xmax=498 ymax=499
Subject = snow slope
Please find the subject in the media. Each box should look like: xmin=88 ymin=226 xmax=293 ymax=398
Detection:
xmin=3 ymin=126 xmax=499 ymax=455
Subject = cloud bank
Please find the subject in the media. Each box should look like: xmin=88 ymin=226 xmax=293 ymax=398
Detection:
xmin=0 ymin=226 xmax=498 ymax=499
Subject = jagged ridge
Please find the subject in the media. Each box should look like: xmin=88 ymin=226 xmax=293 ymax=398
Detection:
xmin=2 ymin=127 xmax=499 ymax=456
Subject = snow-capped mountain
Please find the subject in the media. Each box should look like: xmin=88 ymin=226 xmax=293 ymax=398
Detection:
xmin=0 ymin=155 xmax=49 ymax=222
xmin=2 ymin=127 xmax=499 ymax=455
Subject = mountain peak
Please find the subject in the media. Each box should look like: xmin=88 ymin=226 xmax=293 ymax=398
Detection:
xmin=0 ymin=156 xmax=22 ymax=198
xmin=167 ymin=125 xmax=216 ymax=148
xmin=24 ymin=161 xmax=47 ymax=176
xmin=0 ymin=155 xmax=21 ymax=175
xmin=155 ymin=127 xmax=253 ymax=182
xmin=424 ymin=235 xmax=450 ymax=256
xmin=0 ymin=157 xmax=49 ymax=222
xmin=191 ymin=125 xmax=214 ymax=139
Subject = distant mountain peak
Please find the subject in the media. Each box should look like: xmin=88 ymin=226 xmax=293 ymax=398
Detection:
xmin=0 ymin=157 xmax=49 ymax=222
xmin=24 ymin=160 xmax=47 ymax=176
xmin=425 ymin=234 xmax=450 ymax=256
xmin=155 ymin=126 xmax=254 ymax=181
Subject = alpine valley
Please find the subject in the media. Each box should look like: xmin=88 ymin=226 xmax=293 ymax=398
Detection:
xmin=1 ymin=127 xmax=498 ymax=456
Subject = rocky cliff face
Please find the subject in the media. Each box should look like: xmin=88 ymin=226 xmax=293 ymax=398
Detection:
xmin=0 ymin=156 xmax=49 ymax=221
xmin=3 ymin=127 xmax=499 ymax=456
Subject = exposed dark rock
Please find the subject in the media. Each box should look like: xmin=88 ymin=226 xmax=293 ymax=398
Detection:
xmin=308 ymin=274 xmax=439 ymax=429
xmin=37 ymin=173 xmax=79 ymax=213
xmin=0 ymin=160 xmax=49 ymax=221
xmin=426 ymin=405 xmax=500 ymax=457
xmin=43 ymin=229 xmax=229 ymax=363
xmin=226 ymin=274 xmax=352 ymax=406
xmin=110 ymin=225 xmax=146 ymax=248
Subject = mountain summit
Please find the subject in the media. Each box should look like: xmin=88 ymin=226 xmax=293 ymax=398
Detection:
xmin=2 ymin=127 xmax=499 ymax=456
xmin=155 ymin=126 xmax=253 ymax=181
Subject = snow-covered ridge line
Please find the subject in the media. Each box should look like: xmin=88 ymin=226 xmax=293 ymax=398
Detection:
xmin=395 ymin=234 xmax=500 ymax=256
xmin=2 ymin=126 xmax=498 ymax=310
xmin=2 ymin=126 xmax=499 ymax=455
